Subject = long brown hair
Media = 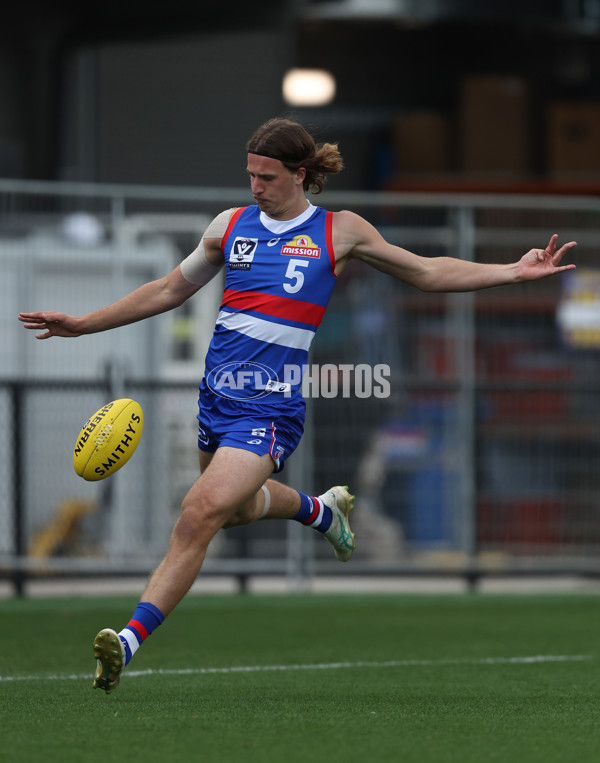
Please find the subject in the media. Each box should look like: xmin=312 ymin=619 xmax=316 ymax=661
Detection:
xmin=246 ymin=118 xmax=344 ymax=194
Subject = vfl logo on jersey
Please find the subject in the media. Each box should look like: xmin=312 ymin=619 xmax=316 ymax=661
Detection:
xmin=230 ymin=237 xmax=258 ymax=269
xmin=281 ymin=234 xmax=321 ymax=258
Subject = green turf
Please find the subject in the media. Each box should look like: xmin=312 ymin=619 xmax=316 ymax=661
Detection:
xmin=1 ymin=592 xmax=599 ymax=763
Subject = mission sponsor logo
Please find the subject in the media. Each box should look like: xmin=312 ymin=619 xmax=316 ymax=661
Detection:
xmin=281 ymin=234 xmax=321 ymax=258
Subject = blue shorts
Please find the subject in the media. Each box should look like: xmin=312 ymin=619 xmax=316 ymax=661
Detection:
xmin=197 ymin=386 xmax=305 ymax=472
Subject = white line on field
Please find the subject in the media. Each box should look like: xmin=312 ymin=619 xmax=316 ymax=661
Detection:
xmin=0 ymin=654 xmax=591 ymax=684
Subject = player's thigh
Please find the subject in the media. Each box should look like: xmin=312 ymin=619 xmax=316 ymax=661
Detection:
xmin=185 ymin=446 xmax=274 ymax=520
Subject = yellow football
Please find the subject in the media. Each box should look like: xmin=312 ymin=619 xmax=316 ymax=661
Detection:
xmin=73 ymin=398 xmax=143 ymax=481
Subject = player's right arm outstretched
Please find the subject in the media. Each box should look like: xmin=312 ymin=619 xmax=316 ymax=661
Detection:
xmin=18 ymin=209 xmax=232 ymax=340
xmin=18 ymin=267 xmax=204 ymax=339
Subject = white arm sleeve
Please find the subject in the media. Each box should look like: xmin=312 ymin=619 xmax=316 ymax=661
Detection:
xmin=179 ymin=208 xmax=235 ymax=285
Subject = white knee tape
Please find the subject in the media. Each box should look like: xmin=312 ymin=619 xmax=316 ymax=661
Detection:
xmin=259 ymin=485 xmax=271 ymax=519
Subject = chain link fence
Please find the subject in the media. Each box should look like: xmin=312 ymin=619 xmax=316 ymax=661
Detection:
xmin=1 ymin=179 xmax=600 ymax=593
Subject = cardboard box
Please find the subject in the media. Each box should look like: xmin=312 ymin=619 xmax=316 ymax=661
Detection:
xmin=547 ymin=102 xmax=600 ymax=175
xmin=460 ymin=75 xmax=529 ymax=174
xmin=391 ymin=112 xmax=451 ymax=174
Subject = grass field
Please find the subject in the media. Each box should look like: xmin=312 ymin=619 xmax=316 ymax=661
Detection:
xmin=1 ymin=591 xmax=599 ymax=763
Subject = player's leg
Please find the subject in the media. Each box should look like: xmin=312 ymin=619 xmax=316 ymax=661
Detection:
xmin=93 ymin=426 xmax=355 ymax=692
xmin=226 ymin=478 xmax=356 ymax=563
xmin=194 ymin=452 xmax=356 ymax=562
xmin=194 ymin=395 xmax=353 ymax=555
xmin=208 ymin=412 xmax=356 ymax=559
xmin=141 ymin=446 xmax=274 ymax=613
xmin=93 ymin=446 xmax=274 ymax=693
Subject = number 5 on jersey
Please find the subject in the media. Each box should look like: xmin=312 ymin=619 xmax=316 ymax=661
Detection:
xmin=283 ymin=259 xmax=309 ymax=294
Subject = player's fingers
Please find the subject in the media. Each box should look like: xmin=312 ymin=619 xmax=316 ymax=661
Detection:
xmin=21 ymin=319 xmax=51 ymax=330
xmin=545 ymin=234 xmax=558 ymax=255
xmin=554 ymin=263 xmax=576 ymax=272
xmin=553 ymin=241 xmax=577 ymax=263
xmin=20 ymin=310 xmax=61 ymax=321
xmin=18 ymin=314 xmax=49 ymax=326
xmin=21 ymin=321 xmax=45 ymax=330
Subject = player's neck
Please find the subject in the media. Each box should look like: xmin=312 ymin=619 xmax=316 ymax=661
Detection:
xmin=260 ymin=202 xmax=316 ymax=234
xmin=266 ymin=198 xmax=309 ymax=222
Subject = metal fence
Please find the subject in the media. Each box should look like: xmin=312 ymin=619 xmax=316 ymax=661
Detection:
xmin=1 ymin=178 xmax=600 ymax=594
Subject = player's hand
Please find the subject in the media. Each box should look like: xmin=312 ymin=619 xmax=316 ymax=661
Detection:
xmin=518 ymin=234 xmax=576 ymax=281
xmin=18 ymin=310 xmax=83 ymax=339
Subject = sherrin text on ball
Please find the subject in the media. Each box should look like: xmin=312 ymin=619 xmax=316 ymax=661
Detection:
xmin=73 ymin=398 xmax=143 ymax=481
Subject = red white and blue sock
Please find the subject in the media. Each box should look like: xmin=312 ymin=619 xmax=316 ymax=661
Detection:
xmin=294 ymin=491 xmax=333 ymax=533
xmin=118 ymin=601 xmax=165 ymax=666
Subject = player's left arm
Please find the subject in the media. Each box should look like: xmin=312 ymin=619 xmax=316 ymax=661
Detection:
xmin=332 ymin=211 xmax=576 ymax=292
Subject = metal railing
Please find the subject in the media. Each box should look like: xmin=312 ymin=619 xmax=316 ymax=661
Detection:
xmin=1 ymin=178 xmax=600 ymax=594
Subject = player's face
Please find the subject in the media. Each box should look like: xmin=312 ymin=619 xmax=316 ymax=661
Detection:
xmin=247 ymin=153 xmax=306 ymax=220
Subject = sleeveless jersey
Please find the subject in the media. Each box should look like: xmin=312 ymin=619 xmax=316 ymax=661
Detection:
xmin=202 ymin=204 xmax=337 ymax=405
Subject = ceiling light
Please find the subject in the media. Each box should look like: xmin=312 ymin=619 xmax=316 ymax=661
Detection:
xmin=282 ymin=68 xmax=336 ymax=107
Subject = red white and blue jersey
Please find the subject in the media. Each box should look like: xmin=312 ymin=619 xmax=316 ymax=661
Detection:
xmin=202 ymin=203 xmax=337 ymax=405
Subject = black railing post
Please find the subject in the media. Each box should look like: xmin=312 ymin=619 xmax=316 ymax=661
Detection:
xmin=11 ymin=382 xmax=26 ymax=597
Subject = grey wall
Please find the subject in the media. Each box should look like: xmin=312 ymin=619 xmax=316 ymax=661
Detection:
xmin=59 ymin=30 xmax=287 ymax=187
